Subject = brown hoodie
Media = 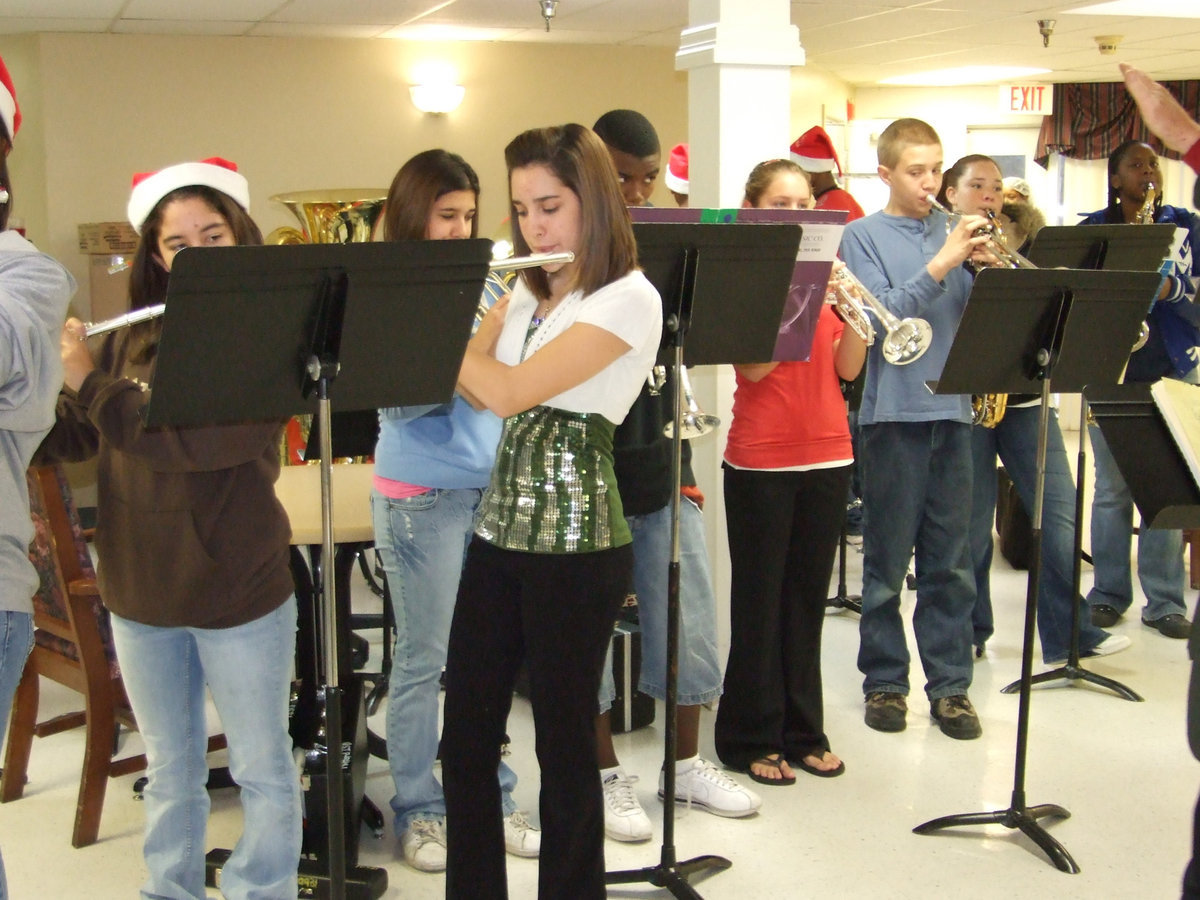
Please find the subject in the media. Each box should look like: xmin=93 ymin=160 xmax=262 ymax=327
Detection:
xmin=38 ymin=321 xmax=293 ymax=629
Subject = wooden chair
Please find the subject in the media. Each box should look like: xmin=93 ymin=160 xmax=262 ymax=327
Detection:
xmin=0 ymin=464 xmax=226 ymax=847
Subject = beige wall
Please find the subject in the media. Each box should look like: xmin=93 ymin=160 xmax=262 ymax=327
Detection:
xmin=0 ymin=32 xmax=853 ymax=318
xmin=1 ymin=33 xmax=698 ymax=318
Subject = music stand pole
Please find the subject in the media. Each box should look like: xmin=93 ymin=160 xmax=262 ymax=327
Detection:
xmin=915 ymin=266 xmax=1160 ymax=872
xmin=915 ymin=366 xmax=1079 ymax=873
xmin=826 ymin=523 xmax=862 ymax=614
xmin=606 ymin=258 xmax=730 ymax=899
xmin=1000 ymin=396 xmax=1142 ymax=700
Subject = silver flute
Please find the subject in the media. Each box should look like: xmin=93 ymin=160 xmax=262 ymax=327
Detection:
xmin=83 ymin=251 xmax=575 ymax=337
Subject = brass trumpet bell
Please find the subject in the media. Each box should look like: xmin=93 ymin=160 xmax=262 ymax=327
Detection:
xmin=268 ymin=189 xmax=388 ymax=245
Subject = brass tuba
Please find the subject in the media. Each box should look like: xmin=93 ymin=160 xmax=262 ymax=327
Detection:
xmin=267 ymin=189 xmax=388 ymax=245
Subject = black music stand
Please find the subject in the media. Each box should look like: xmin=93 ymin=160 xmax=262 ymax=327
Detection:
xmin=604 ymin=221 xmax=802 ymax=899
xmin=919 ymin=266 xmax=1162 ymax=874
xmin=144 ymin=238 xmax=493 ymax=900
xmin=1085 ymin=384 xmax=1200 ymax=530
xmin=1000 ymin=222 xmax=1177 ymax=699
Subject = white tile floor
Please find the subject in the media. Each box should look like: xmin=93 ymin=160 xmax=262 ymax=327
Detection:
xmin=2 ymin=528 xmax=1195 ymax=900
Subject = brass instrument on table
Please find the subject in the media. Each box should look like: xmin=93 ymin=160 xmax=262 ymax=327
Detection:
xmin=268 ymin=189 xmax=388 ymax=245
xmin=1129 ymin=181 xmax=1158 ymax=352
xmin=83 ymin=251 xmax=574 ymax=337
xmin=830 ymin=266 xmax=933 ymax=366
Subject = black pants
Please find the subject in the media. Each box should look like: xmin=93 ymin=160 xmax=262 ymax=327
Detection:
xmin=442 ymin=537 xmax=631 ymax=900
xmin=716 ymin=463 xmax=850 ymax=769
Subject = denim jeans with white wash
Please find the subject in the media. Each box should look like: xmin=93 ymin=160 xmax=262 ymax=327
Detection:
xmin=0 ymin=611 xmax=33 ymax=900
xmin=372 ymin=488 xmax=518 ymax=835
xmin=110 ymin=597 xmax=300 ymax=900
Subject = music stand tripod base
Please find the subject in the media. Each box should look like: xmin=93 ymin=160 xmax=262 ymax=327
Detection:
xmin=913 ymin=801 xmax=1079 ymax=874
xmin=1001 ymin=660 xmax=1143 ymax=701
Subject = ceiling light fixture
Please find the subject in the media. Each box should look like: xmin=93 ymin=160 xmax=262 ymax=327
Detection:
xmin=540 ymin=0 xmax=559 ymax=32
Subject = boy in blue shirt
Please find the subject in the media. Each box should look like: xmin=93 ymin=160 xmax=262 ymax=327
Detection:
xmin=839 ymin=118 xmax=991 ymax=740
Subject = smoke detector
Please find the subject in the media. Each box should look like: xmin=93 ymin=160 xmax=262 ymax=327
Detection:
xmin=1038 ymin=19 xmax=1055 ymax=48
xmin=1094 ymin=35 xmax=1123 ymax=55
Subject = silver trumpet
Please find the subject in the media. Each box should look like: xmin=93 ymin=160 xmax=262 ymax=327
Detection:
xmin=830 ymin=266 xmax=933 ymax=365
xmin=82 ymin=251 xmax=574 ymax=337
xmin=925 ymin=195 xmax=1036 ymax=269
xmin=663 ymin=365 xmax=719 ymax=439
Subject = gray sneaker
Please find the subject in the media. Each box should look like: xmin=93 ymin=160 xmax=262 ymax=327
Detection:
xmin=930 ymin=694 xmax=982 ymax=740
xmin=864 ymin=691 xmax=907 ymax=732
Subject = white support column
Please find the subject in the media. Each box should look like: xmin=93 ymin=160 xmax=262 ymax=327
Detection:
xmin=675 ymin=1 xmax=805 ymax=656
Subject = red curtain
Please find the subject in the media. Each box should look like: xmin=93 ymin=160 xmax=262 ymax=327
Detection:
xmin=1035 ymin=79 xmax=1200 ymax=168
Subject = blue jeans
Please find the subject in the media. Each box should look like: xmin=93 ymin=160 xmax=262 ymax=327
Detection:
xmin=598 ymin=498 xmax=722 ymax=710
xmin=970 ymin=407 xmax=1110 ymax=661
xmin=1088 ymin=423 xmax=1187 ymax=621
xmin=371 ymin=488 xmax=517 ymax=835
xmin=0 ymin=611 xmax=33 ymax=900
xmin=110 ymin=598 xmax=301 ymax=900
xmin=858 ymin=421 xmax=976 ymax=700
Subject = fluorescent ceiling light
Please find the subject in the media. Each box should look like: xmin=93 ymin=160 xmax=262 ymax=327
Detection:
xmin=1064 ymin=0 xmax=1200 ymax=16
xmin=881 ymin=66 xmax=1051 ymax=87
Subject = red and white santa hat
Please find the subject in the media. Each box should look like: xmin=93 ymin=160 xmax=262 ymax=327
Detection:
xmin=0 ymin=53 xmax=20 ymax=141
xmin=127 ymin=157 xmax=250 ymax=233
xmin=665 ymin=143 xmax=689 ymax=195
xmin=790 ymin=126 xmax=842 ymax=176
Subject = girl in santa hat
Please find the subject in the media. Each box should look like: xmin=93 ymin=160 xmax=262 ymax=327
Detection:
xmin=46 ymin=158 xmax=301 ymax=900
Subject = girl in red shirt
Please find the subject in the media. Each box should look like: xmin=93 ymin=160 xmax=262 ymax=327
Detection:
xmin=715 ymin=159 xmax=866 ymax=785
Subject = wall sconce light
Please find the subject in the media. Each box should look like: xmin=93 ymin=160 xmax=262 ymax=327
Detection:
xmin=410 ymin=82 xmax=465 ymax=114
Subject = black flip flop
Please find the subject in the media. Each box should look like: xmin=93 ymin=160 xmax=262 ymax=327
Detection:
xmin=796 ymin=754 xmax=845 ymax=778
xmin=747 ymin=755 xmax=796 ymax=786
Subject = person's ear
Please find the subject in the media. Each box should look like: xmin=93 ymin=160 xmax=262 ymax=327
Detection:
xmin=877 ymin=165 xmax=893 ymax=187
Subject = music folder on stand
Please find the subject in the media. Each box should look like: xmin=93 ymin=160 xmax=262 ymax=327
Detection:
xmin=603 ymin=220 xmax=803 ymax=899
xmin=922 ymin=265 xmax=1161 ymax=874
xmin=145 ymin=238 xmax=494 ymax=900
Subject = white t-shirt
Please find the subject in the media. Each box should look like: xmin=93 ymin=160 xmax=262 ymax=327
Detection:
xmin=495 ymin=269 xmax=662 ymax=424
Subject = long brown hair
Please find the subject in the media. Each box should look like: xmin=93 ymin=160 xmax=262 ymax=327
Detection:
xmin=128 ymin=185 xmax=262 ymax=311
xmin=382 ymin=149 xmax=480 ymax=242
xmin=504 ymin=124 xmax=637 ymax=301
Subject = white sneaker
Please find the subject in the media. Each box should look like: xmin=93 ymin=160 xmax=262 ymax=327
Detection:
xmin=601 ymin=767 xmax=653 ymax=842
xmin=400 ymin=818 xmax=447 ymax=872
xmin=1089 ymin=632 xmax=1132 ymax=658
xmin=659 ymin=757 xmax=762 ymax=818
xmin=1045 ymin=632 xmax=1132 ymax=666
xmin=504 ymin=810 xmax=541 ymax=858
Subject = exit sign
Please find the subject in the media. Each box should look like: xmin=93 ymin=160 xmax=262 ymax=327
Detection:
xmin=999 ymin=84 xmax=1052 ymax=115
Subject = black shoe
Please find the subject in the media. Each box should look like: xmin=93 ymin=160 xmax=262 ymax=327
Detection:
xmin=1090 ymin=603 xmax=1122 ymax=628
xmin=974 ymin=643 xmax=986 ymax=660
xmin=930 ymin=694 xmax=982 ymax=740
xmin=864 ymin=691 xmax=907 ymax=732
xmin=1142 ymin=613 xmax=1192 ymax=639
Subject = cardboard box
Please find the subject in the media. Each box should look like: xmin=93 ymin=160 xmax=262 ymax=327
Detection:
xmin=87 ymin=253 xmax=133 ymax=323
xmin=78 ymin=221 xmax=139 ymax=255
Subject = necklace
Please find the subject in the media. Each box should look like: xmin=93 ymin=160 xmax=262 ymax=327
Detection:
xmin=531 ymin=297 xmax=556 ymax=325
